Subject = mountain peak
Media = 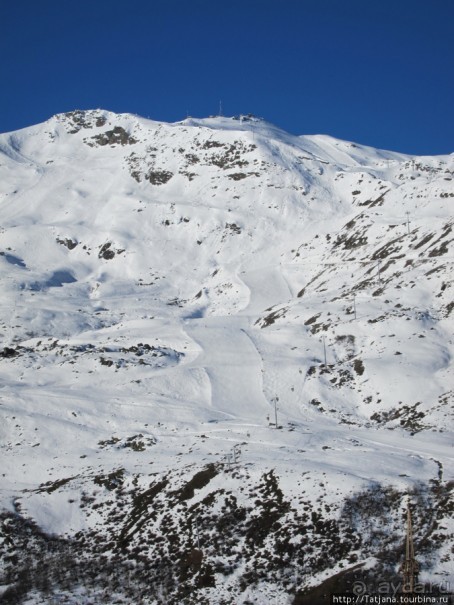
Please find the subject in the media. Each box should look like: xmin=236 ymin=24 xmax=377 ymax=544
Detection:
xmin=0 ymin=107 xmax=453 ymax=604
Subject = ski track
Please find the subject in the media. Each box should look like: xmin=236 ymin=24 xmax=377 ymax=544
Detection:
xmin=184 ymin=316 xmax=270 ymax=420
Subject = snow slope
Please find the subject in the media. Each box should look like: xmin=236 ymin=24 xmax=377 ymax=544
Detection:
xmin=0 ymin=109 xmax=453 ymax=605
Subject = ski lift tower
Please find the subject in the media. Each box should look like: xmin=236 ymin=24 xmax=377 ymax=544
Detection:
xmin=400 ymin=504 xmax=419 ymax=594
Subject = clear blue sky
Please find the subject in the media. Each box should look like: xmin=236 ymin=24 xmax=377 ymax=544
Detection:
xmin=1 ymin=0 xmax=453 ymax=154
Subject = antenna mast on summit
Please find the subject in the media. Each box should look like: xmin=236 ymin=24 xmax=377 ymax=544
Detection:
xmin=219 ymin=100 xmax=223 ymax=117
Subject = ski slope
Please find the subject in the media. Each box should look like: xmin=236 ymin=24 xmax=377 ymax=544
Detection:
xmin=0 ymin=109 xmax=453 ymax=604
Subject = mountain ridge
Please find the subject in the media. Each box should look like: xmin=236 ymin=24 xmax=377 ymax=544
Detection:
xmin=0 ymin=109 xmax=452 ymax=605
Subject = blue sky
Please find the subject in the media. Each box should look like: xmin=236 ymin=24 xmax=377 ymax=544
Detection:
xmin=1 ymin=0 xmax=453 ymax=154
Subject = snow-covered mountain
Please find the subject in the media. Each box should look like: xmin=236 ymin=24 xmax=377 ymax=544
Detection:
xmin=0 ymin=109 xmax=453 ymax=604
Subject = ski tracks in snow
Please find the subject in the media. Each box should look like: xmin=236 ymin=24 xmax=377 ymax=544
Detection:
xmin=180 ymin=264 xmax=294 ymax=422
xmin=183 ymin=316 xmax=270 ymax=421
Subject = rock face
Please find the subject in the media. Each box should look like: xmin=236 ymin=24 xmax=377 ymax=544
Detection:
xmin=0 ymin=109 xmax=453 ymax=604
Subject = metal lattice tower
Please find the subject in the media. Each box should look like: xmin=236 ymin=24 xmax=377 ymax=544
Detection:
xmin=400 ymin=505 xmax=419 ymax=594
